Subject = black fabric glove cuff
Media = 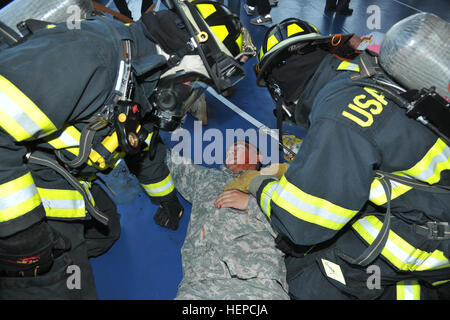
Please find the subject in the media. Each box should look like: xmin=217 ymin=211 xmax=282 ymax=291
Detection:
xmin=153 ymin=195 xmax=184 ymax=230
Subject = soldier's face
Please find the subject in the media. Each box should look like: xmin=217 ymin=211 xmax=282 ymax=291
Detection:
xmin=225 ymin=142 xmax=261 ymax=173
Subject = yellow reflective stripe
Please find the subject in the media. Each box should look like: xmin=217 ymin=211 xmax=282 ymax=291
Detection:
xmin=37 ymin=187 xmax=86 ymax=218
xmin=79 ymin=181 xmax=95 ymax=206
xmin=0 ymin=172 xmax=41 ymax=222
xmin=142 ymin=173 xmax=175 ymax=197
xmin=396 ymin=281 xmax=420 ymax=300
xmin=0 ymin=172 xmax=33 ymax=196
xmin=46 ymin=125 xmax=81 ymax=152
xmin=46 ymin=24 xmax=56 ymax=29
xmin=260 ymin=181 xmax=277 ymax=219
xmin=352 ymin=216 xmax=450 ymax=271
xmin=143 ymin=132 xmax=154 ymax=151
xmin=266 ymin=34 xmax=279 ymax=52
xmin=210 ymin=25 xmax=229 ymax=42
xmin=236 ymin=32 xmax=243 ymax=51
xmin=287 ymin=23 xmax=304 ymax=37
xmin=271 ymin=176 xmax=358 ymax=230
xmin=432 ymin=279 xmax=450 ymax=286
xmin=369 ymin=138 xmax=450 ymax=205
xmin=337 ymin=61 xmax=360 ymax=72
xmin=196 ymin=3 xmax=216 ymax=19
xmin=0 ymin=75 xmax=57 ymax=141
xmin=402 ymin=138 xmax=450 ymax=184
xmin=369 ymin=175 xmax=412 ymax=205
xmin=0 ymin=193 xmax=41 ymax=222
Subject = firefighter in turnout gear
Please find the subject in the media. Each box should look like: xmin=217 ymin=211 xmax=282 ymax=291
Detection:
xmin=0 ymin=0 xmax=252 ymax=299
xmin=226 ymin=15 xmax=450 ymax=299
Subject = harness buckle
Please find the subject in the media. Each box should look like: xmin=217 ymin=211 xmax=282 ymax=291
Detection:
xmin=425 ymin=221 xmax=450 ymax=240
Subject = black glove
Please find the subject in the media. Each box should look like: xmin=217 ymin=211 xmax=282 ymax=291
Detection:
xmin=0 ymin=221 xmax=69 ymax=277
xmin=153 ymin=196 xmax=184 ymax=230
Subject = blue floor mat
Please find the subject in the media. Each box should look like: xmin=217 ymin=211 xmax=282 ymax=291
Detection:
xmin=89 ymin=0 xmax=450 ymax=299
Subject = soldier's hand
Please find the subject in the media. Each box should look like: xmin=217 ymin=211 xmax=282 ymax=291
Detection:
xmin=214 ymin=190 xmax=250 ymax=211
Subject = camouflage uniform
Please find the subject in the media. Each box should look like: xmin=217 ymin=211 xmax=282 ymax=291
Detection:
xmin=166 ymin=151 xmax=289 ymax=300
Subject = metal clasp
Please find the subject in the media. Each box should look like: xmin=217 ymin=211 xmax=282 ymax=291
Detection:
xmin=426 ymin=221 xmax=450 ymax=240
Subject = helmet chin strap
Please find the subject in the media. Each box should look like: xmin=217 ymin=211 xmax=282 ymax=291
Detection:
xmin=156 ymin=44 xmax=211 ymax=80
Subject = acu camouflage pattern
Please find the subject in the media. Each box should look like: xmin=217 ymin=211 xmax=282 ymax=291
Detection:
xmin=166 ymin=151 xmax=289 ymax=300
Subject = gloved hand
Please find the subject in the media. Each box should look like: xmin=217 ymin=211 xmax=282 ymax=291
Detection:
xmin=224 ymin=163 xmax=288 ymax=193
xmin=0 ymin=221 xmax=68 ymax=277
xmin=154 ymin=196 xmax=184 ymax=230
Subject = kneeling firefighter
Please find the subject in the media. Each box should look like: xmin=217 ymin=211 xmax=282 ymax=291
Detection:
xmin=235 ymin=14 xmax=450 ymax=299
xmin=0 ymin=0 xmax=254 ymax=299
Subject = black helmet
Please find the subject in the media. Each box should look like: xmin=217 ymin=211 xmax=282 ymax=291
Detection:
xmin=191 ymin=0 xmax=244 ymax=57
xmin=255 ymin=17 xmax=354 ymax=87
xmin=161 ymin=0 xmax=256 ymax=93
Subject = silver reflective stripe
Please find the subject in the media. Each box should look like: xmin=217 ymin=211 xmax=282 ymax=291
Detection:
xmin=57 ymin=129 xmax=80 ymax=147
xmin=404 ymin=283 xmax=415 ymax=300
xmin=276 ymin=185 xmax=353 ymax=225
xmin=413 ymin=144 xmax=450 ymax=182
xmin=0 ymin=184 xmax=38 ymax=210
xmin=0 ymin=90 xmax=43 ymax=138
xmin=358 ymin=218 xmax=422 ymax=266
xmin=144 ymin=179 xmax=174 ymax=194
xmin=369 ymin=179 xmax=404 ymax=200
xmin=357 ymin=217 xmax=450 ymax=270
xmin=41 ymin=198 xmax=85 ymax=210
xmin=262 ymin=182 xmax=277 ymax=214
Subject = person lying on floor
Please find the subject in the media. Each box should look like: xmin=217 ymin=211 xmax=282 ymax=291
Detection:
xmin=166 ymin=141 xmax=290 ymax=300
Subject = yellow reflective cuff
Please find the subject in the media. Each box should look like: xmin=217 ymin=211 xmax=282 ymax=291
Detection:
xmin=271 ymin=176 xmax=358 ymax=230
xmin=142 ymin=173 xmax=175 ymax=197
xmin=0 ymin=173 xmax=42 ymax=222
xmin=0 ymin=172 xmax=34 ymax=196
xmin=0 ymin=193 xmax=41 ymax=222
xmin=260 ymin=181 xmax=278 ymax=219
xmin=0 ymin=75 xmax=57 ymax=141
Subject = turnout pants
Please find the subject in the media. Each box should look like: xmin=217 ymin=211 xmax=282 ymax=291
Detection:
xmin=284 ymin=221 xmax=450 ymax=300
xmin=0 ymin=184 xmax=121 ymax=300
